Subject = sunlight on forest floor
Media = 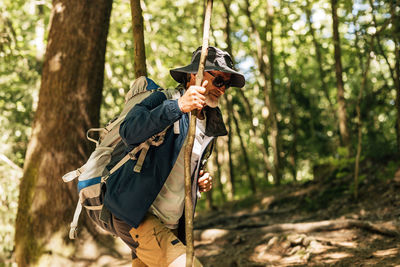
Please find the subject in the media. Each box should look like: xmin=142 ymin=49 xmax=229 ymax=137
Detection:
xmin=195 ymin=227 xmax=400 ymax=266
xmin=193 ymin=172 xmax=400 ymax=267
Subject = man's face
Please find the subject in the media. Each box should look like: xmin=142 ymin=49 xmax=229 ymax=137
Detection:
xmin=188 ymin=71 xmax=231 ymax=108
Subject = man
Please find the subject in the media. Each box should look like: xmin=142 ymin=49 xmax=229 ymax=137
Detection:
xmin=104 ymin=46 xmax=245 ymax=267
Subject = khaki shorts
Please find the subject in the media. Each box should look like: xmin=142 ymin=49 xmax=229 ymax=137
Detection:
xmin=129 ymin=213 xmax=186 ymax=266
xmin=113 ymin=213 xmax=190 ymax=267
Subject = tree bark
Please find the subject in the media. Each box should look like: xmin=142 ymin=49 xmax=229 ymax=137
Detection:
xmin=354 ymin=46 xmax=371 ymax=200
xmin=232 ymin=105 xmax=257 ymax=193
xmin=282 ymin=56 xmax=298 ymax=181
xmin=130 ymin=0 xmax=147 ymax=78
xmin=305 ymin=0 xmax=335 ymax=113
xmin=236 ymin=89 xmax=273 ymax=177
xmin=219 ymin=3 xmax=236 ymax=196
xmin=220 ymin=136 xmax=234 ymax=200
xmin=394 ymin=36 xmax=400 ymax=154
xmin=14 ymin=1 xmax=113 ymax=266
xmin=265 ymin=0 xmax=282 ymax=185
xmin=331 ymin=0 xmax=350 ymax=148
xmin=221 ymin=0 xmax=256 ymax=192
xmin=223 ymin=95 xmax=236 ymax=195
xmin=244 ymin=0 xmax=281 ymax=184
xmin=213 ymin=145 xmax=226 ymax=203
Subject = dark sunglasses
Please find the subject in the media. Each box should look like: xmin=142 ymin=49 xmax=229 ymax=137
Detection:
xmin=208 ymin=72 xmax=231 ymax=89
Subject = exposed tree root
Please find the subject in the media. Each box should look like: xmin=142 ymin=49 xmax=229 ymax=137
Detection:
xmin=195 ymin=219 xmax=400 ymax=241
xmin=195 ymin=208 xmax=296 ymax=230
xmin=257 ymin=219 xmax=399 ymax=237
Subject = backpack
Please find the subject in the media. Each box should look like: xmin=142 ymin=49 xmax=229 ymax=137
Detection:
xmin=62 ymin=76 xmax=180 ymax=239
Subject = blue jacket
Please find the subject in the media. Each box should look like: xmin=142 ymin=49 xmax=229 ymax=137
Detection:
xmin=104 ymin=86 xmax=227 ymax=229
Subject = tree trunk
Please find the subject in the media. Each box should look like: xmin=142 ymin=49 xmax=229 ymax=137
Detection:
xmin=14 ymin=1 xmax=113 ymax=266
xmin=130 ymin=0 xmax=147 ymax=78
xmin=205 ymin=146 xmax=215 ymax=210
xmin=305 ymin=0 xmax=334 ymax=113
xmin=354 ymin=46 xmax=372 ymax=200
xmin=243 ymin=0 xmax=280 ymax=184
xmin=221 ymin=136 xmax=234 ymax=200
xmin=331 ymin=0 xmax=350 ymax=148
xmin=265 ymin=0 xmax=282 ymax=185
xmin=232 ymin=105 xmax=257 ymax=193
xmin=394 ymin=39 xmax=400 ymax=153
xmin=220 ymin=14 xmax=271 ymax=177
xmin=282 ymin=56 xmax=298 ymax=181
xmin=236 ymin=89 xmax=273 ymax=178
xmin=223 ymin=95 xmax=236 ymax=196
xmin=220 ymin=4 xmax=235 ymax=195
xmin=221 ymin=0 xmax=256 ymax=193
xmin=213 ymin=145 xmax=226 ymax=202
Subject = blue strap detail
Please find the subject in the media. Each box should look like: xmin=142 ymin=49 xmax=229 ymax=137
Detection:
xmin=146 ymin=77 xmax=160 ymax=90
xmin=77 ymin=176 xmax=101 ymax=192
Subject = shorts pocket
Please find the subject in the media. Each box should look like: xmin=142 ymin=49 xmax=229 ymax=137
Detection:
xmin=129 ymin=214 xmax=165 ymax=266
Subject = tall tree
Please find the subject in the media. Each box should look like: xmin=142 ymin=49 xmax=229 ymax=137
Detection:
xmin=221 ymin=0 xmax=236 ymax=196
xmin=232 ymin=106 xmax=257 ymax=193
xmin=395 ymin=37 xmax=400 ymax=154
xmin=264 ymin=0 xmax=283 ymax=184
xmin=213 ymin=146 xmax=226 ymax=203
xmin=222 ymin=95 xmax=236 ymax=195
xmin=14 ymin=1 xmax=113 ymax=266
xmin=370 ymin=0 xmax=400 ymax=153
xmin=130 ymin=0 xmax=147 ymax=77
xmin=244 ymin=0 xmax=281 ymax=184
xmin=305 ymin=0 xmax=334 ymax=114
xmin=331 ymin=0 xmax=350 ymax=148
xmin=221 ymin=0 xmax=256 ymax=192
xmin=354 ymin=40 xmax=372 ymax=200
xmin=282 ymin=54 xmax=298 ymax=182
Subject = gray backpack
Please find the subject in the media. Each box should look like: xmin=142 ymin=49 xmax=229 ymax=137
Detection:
xmin=62 ymin=76 xmax=180 ymax=239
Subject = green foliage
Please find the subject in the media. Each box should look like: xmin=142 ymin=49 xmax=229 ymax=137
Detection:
xmin=0 ymin=0 xmax=44 ymax=166
xmin=0 ymin=0 xmax=50 ymax=262
xmin=1 ymin=0 xmax=399 ymax=262
xmin=377 ymin=159 xmax=399 ymax=181
xmin=0 ymin=163 xmax=21 ymax=263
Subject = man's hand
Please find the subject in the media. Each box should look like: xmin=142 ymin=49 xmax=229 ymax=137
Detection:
xmin=198 ymin=170 xmax=213 ymax=192
xmin=178 ymin=80 xmax=208 ymax=113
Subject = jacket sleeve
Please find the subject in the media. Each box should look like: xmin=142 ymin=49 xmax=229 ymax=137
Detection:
xmin=119 ymin=91 xmax=184 ymax=146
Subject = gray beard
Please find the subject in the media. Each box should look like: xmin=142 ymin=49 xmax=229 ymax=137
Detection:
xmin=205 ymin=96 xmax=218 ymax=108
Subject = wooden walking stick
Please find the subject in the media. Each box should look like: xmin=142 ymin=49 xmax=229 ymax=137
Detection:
xmin=184 ymin=0 xmax=213 ymax=266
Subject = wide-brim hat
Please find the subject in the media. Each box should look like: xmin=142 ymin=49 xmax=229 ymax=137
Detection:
xmin=170 ymin=46 xmax=245 ymax=88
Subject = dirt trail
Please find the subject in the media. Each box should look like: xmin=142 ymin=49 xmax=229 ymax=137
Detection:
xmin=194 ymin=169 xmax=400 ymax=266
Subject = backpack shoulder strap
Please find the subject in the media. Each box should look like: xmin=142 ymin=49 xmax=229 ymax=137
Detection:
xmin=161 ymin=86 xmax=183 ymax=134
xmin=162 ymin=88 xmax=182 ymax=101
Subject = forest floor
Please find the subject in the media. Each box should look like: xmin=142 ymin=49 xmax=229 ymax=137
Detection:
xmin=194 ymin=167 xmax=400 ymax=266
xmin=51 ymin=163 xmax=400 ymax=267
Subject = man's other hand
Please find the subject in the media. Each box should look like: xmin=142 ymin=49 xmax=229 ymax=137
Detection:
xmin=198 ymin=170 xmax=213 ymax=192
